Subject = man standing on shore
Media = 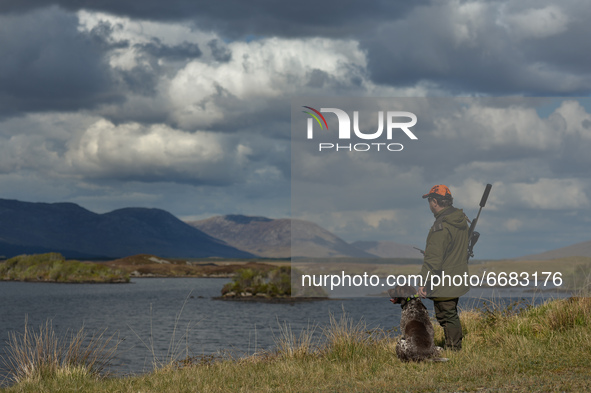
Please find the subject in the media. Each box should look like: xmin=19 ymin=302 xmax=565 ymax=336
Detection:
xmin=418 ymin=185 xmax=469 ymax=351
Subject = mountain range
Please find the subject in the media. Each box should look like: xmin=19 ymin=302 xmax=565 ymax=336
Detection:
xmin=188 ymin=215 xmax=377 ymax=258
xmin=0 ymin=198 xmax=589 ymax=260
xmin=0 ymin=199 xmax=252 ymax=259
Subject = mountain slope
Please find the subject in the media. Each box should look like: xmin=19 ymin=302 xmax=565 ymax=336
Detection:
xmin=188 ymin=215 xmax=377 ymax=258
xmin=0 ymin=199 xmax=252 ymax=259
xmin=518 ymin=239 xmax=591 ymax=260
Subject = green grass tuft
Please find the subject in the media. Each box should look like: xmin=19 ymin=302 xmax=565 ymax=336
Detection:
xmin=1 ymin=318 xmax=120 ymax=386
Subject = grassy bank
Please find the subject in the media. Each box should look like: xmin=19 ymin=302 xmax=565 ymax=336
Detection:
xmin=0 ymin=253 xmax=129 ymax=283
xmin=105 ymin=254 xmax=287 ymax=278
xmin=2 ymin=296 xmax=591 ymax=392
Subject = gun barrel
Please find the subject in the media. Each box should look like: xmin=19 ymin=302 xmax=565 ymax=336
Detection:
xmin=479 ymin=183 xmax=492 ymax=208
xmin=468 ymin=183 xmax=492 ymax=261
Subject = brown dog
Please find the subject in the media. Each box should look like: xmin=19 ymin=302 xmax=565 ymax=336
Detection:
xmin=389 ymin=285 xmax=445 ymax=362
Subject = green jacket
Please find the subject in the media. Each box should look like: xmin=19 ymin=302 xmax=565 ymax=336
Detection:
xmin=420 ymin=206 xmax=470 ymax=299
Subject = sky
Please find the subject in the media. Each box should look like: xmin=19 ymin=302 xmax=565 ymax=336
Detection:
xmin=1 ymin=1 xmax=591 ymax=259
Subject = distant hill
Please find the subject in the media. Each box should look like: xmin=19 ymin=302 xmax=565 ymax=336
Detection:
xmin=518 ymin=239 xmax=591 ymax=260
xmin=0 ymin=199 xmax=253 ymax=259
xmin=350 ymin=241 xmax=424 ymax=259
xmin=188 ymin=215 xmax=377 ymax=258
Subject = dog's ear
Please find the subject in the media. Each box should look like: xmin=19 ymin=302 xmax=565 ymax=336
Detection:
xmin=398 ymin=285 xmax=418 ymax=298
xmin=387 ymin=288 xmax=399 ymax=299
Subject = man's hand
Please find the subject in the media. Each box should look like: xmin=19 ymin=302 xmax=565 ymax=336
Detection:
xmin=418 ymin=286 xmax=427 ymax=298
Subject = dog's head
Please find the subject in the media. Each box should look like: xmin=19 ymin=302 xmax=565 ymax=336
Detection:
xmin=388 ymin=285 xmax=418 ymax=305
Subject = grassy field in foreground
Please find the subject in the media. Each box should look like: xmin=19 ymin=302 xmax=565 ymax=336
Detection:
xmin=2 ymin=297 xmax=591 ymax=392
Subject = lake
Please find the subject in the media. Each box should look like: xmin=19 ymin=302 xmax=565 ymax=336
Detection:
xmin=0 ymin=278 xmax=569 ymax=381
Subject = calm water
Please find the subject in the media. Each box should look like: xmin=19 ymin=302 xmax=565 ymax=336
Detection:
xmin=0 ymin=278 xmax=569 ymax=380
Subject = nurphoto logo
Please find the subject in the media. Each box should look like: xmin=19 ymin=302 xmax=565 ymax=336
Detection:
xmin=303 ymin=106 xmax=418 ymax=152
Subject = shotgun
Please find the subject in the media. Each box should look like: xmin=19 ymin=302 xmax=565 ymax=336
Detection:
xmin=467 ymin=183 xmax=492 ymax=261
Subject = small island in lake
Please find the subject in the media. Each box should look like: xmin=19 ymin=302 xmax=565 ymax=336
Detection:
xmin=217 ymin=265 xmax=328 ymax=302
xmin=0 ymin=253 xmax=130 ymax=283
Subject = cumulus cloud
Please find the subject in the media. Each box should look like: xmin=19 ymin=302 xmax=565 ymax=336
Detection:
xmin=510 ymin=178 xmax=590 ymax=210
xmin=425 ymin=99 xmax=591 ymax=180
xmin=0 ymin=110 xmax=289 ymax=189
xmin=501 ymin=5 xmax=570 ymax=40
xmin=455 ymin=176 xmax=590 ymax=211
xmin=73 ymin=11 xmax=390 ymax=131
xmin=0 ymin=112 xmax=98 ymax=174
xmin=77 ymin=10 xmax=217 ymax=66
xmin=64 ymin=120 xmax=251 ymax=185
xmin=5 ymin=1 xmax=591 ymax=103
xmin=433 ymin=102 xmax=562 ymax=150
xmin=167 ymin=37 xmax=368 ymax=129
xmin=553 ymin=100 xmax=591 ymax=140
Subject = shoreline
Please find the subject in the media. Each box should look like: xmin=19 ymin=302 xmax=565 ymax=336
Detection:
xmin=0 ymin=278 xmax=130 ymax=284
xmin=212 ymin=296 xmax=339 ymax=303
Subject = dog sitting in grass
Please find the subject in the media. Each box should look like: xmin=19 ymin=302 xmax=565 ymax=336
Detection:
xmin=389 ymin=285 xmax=446 ymax=362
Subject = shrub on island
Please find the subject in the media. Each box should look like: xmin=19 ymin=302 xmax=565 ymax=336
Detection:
xmin=221 ymin=265 xmax=326 ymax=299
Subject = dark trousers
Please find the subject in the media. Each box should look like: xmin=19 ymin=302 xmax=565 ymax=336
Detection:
xmin=433 ymin=298 xmax=462 ymax=350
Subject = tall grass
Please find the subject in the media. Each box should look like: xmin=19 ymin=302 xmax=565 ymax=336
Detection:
xmin=127 ymin=291 xmax=202 ymax=370
xmin=273 ymin=320 xmax=318 ymax=359
xmin=272 ymin=307 xmax=390 ymax=363
xmin=3 ymin=296 xmax=591 ymax=392
xmin=321 ymin=310 xmax=381 ymax=361
xmin=1 ymin=318 xmax=120 ymax=385
xmin=271 ymin=296 xmax=591 ymax=364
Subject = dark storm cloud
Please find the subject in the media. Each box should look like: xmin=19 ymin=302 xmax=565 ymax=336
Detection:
xmin=0 ymin=6 xmax=121 ymax=115
xmin=515 ymin=17 xmax=591 ymax=77
xmin=0 ymin=6 xmax=208 ymax=118
xmin=136 ymin=40 xmax=202 ymax=61
xmin=1 ymin=0 xmax=427 ymax=38
xmin=207 ymin=39 xmax=231 ymax=63
xmin=5 ymin=1 xmax=591 ymax=98
xmin=117 ymin=66 xmax=160 ymax=97
xmin=116 ymin=40 xmax=202 ymax=96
